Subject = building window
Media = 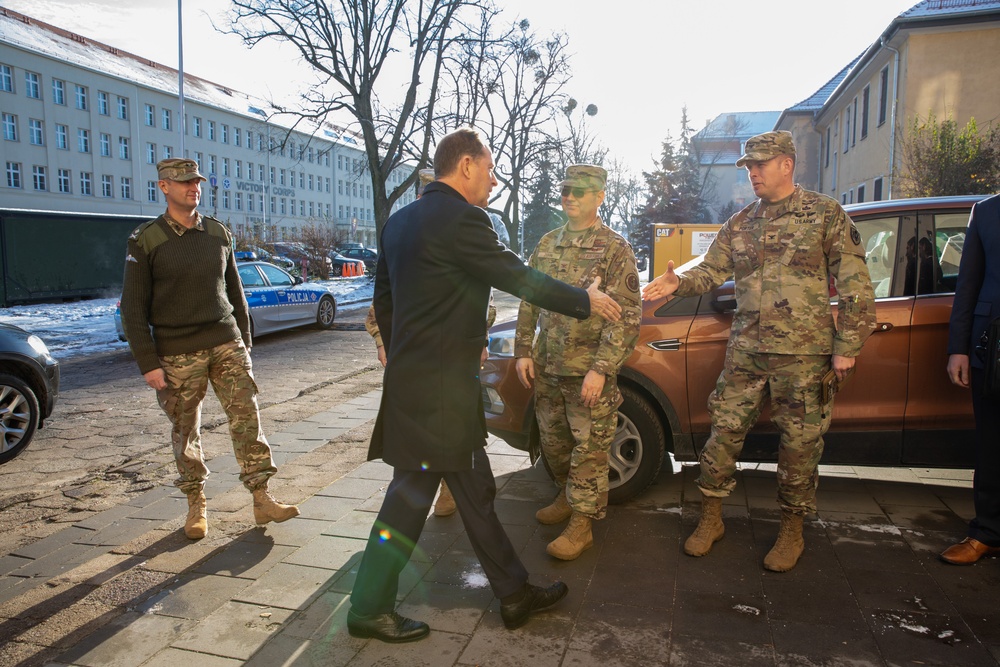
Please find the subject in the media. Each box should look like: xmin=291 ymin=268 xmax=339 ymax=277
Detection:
xmin=78 ymin=129 xmax=90 ymax=153
xmin=56 ymin=124 xmax=68 ymax=149
xmin=873 ymin=177 xmax=883 ymax=201
xmin=207 ymin=188 xmax=216 ymax=209
xmin=280 ymin=198 xmax=286 ymax=214
xmin=98 ymin=91 xmax=109 ymax=115
xmin=259 ymin=164 xmax=264 ymax=181
xmin=58 ymin=168 xmax=71 ymax=193
xmin=861 ymin=85 xmax=870 ymax=140
xmin=121 ymin=177 xmax=132 ymax=200
xmin=308 ymin=174 xmax=314 ymax=191
xmin=147 ymin=181 xmax=158 ymax=202
xmin=337 ymin=155 xmax=343 ymax=170
xmin=270 ymin=196 xmax=276 ymax=214
xmin=842 ymin=110 xmax=850 ymax=154
xmin=223 ymin=190 xmax=230 ymax=209
xmin=25 ymin=71 xmax=40 ymax=99
xmin=0 ymin=64 xmax=12 ymax=93
xmin=2 ymin=113 xmax=16 ymax=141
xmin=80 ymin=171 xmax=92 ymax=195
xmin=279 ymin=169 xmax=285 ymax=186
xmin=299 ymin=172 xmax=304 ymax=189
xmin=162 ymin=109 xmax=171 ymax=131
xmin=193 ymin=116 xmax=201 ymax=137
xmin=235 ymin=192 xmax=242 ymax=211
xmin=246 ymin=130 xmax=253 ymax=149
xmin=52 ymin=79 xmax=65 ymax=105
xmin=147 ymin=142 xmax=156 ymax=164
xmin=28 ymin=119 xmax=43 ymax=145
xmin=223 ymin=157 xmax=230 ymax=177
xmin=195 ymin=152 xmax=203 ymax=170
xmin=75 ymin=85 xmax=88 ymax=110
xmin=5 ymin=162 xmax=21 ymax=188
xmin=145 ymin=104 xmax=154 ymax=126
xmin=163 ymin=145 xmax=172 ymax=159
xmin=32 ymin=165 xmax=46 ymax=191
xmin=100 ymin=133 xmax=111 ymax=157
xmin=234 ymin=127 xmax=241 ymax=147
xmin=209 ymin=155 xmax=216 ymax=175
xmin=824 ymin=127 xmax=831 ymax=168
xmin=878 ymin=66 xmax=889 ymax=127
xmin=269 ymin=166 xmax=275 ymax=184
xmin=235 ymin=160 xmax=242 ymax=179
xmin=857 ymin=183 xmax=866 ymax=203
xmin=221 ymin=124 xmax=228 ymax=144
xmin=851 ymin=97 xmax=858 ymax=147
xmin=248 ymin=194 xmax=255 ymax=212
xmin=117 ymin=96 xmax=128 ymax=120
xmin=338 ymin=180 xmax=343 ymax=195
xmin=208 ymin=120 xmax=215 ymax=141
xmin=119 ymin=136 xmax=130 ymax=160
xmin=101 ymin=174 xmax=113 ymax=197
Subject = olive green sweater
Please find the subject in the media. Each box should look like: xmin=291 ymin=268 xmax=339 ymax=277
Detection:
xmin=120 ymin=214 xmax=251 ymax=374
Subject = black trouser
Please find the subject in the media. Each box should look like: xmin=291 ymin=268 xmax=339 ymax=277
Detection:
xmin=350 ymin=447 xmax=528 ymax=615
xmin=970 ymin=368 xmax=1000 ymax=546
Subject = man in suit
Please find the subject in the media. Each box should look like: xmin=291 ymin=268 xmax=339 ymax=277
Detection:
xmin=347 ymin=128 xmax=623 ymax=642
xmin=943 ymin=193 xmax=1000 ymax=565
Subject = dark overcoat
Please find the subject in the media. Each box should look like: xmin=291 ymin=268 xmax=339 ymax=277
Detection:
xmin=949 ymin=194 xmax=1000 ymax=369
xmin=369 ymin=181 xmax=590 ymax=471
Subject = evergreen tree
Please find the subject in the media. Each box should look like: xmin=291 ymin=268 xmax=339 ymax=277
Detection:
xmin=520 ymin=153 xmax=566 ymax=257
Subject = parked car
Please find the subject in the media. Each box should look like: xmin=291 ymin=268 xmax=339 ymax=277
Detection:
xmin=328 ymin=252 xmax=367 ymax=277
xmin=0 ymin=323 xmax=59 ymax=463
xmin=480 ymin=195 xmax=985 ymax=504
xmin=116 ymin=261 xmax=338 ymax=341
xmin=339 ymin=247 xmax=378 ymax=273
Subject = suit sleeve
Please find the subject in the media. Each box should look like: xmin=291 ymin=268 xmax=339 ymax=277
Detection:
xmin=453 ymin=208 xmax=590 ymax=320
xmin=948 ymin=204 xmax=985 ymax=355
xmin=514 ymin=248 xmax=543 ymax=358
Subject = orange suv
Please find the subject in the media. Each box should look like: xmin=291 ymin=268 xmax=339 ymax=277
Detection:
xmin=481 ymin=195 xmax=985 ymax=503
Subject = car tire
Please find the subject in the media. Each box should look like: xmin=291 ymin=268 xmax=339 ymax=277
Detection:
xmin=315 ymin=295 xmax=336 ymax=329
xmin=538 ymin=385 xmax=666 ymax=505
xmin=0 ymin=372 xmax=41 ymax=464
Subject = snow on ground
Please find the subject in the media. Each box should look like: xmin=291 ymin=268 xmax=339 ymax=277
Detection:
xmin=0 ymin=277 xmax=374 ymax=361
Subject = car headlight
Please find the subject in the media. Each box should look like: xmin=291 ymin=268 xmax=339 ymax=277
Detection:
xmin=487 ymin=329 xmax=516 ymax=357
xmin=27 ymin=334 xmax=54 ymax=362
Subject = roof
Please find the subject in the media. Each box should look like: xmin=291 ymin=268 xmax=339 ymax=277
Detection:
xmin=694 ymin=111 xmax=781 ymax=140
xmin=901 ymin=0 xmax=1000 ymax=20
xmin=0 ymin=7 xmax=361 ymax=145
xmin=786 ymin=55 xmax=863 ymax=113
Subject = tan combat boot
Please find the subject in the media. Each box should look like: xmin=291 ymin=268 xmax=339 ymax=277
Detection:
xmin=546 ymin=512 xmax=594 ymax=560
xmin=252 ymin=483 xmax=300 ymax=525
xmin=184 ymin=491 xmax=208 ymax=540
xmin=683 ymin=495 xmax=724 ymax=556
xmin=433 ymin=479 xmax=457 ymax=517
xmin=763 ymin=511 xmax=805 ymax=572
xmin=536 ymin=490 xmax=572 ymax=525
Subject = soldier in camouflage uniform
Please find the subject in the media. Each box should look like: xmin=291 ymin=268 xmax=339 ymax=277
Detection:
xmin=515 ymin=165 xmax=641 ymax=560
xmin=120 ymin=158 xmax=299 ymax=540
xmin=643 ymin=132 xmax=877 ymax=571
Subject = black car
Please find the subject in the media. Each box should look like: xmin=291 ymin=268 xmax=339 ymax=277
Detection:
xmin=0 ymin=323 xmax=59 ymax=463
xmin=339 ymin=247 xmax=378 ymax=272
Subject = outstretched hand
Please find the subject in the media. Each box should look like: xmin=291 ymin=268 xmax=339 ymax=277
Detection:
xmin=586 ymin=277 xmax=622 ymax=322
xmin=641 ymin=261 xmax=679 ymax=301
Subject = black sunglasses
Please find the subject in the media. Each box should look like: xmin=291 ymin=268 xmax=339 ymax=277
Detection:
xmin=560 ymin=186 xmax=594 ymax=199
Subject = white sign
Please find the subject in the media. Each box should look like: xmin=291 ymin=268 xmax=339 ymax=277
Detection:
xmin=691 ymin=231 xmax=718 ymax=255
xmin=222 ymin=178 xmax=231 ymax=190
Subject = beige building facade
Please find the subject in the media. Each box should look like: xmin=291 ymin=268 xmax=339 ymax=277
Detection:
xmin=0 ymin=8 xmax=415 ymax=246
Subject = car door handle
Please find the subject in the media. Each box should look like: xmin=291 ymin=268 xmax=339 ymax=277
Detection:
xmin=648 ymin=339 xmax=682 ymax=351
xmin=874 ymin=322 xmax=894 ymax=333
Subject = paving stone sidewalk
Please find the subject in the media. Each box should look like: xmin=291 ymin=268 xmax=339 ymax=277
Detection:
xmin=1 ymin=388 xmax=998 ymax=666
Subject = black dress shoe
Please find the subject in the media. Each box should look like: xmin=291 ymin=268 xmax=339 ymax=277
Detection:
xmin=347 ymin=609 xmax=430 ymax=643
xmin=500 ymin=582 xmax=569 ymax=630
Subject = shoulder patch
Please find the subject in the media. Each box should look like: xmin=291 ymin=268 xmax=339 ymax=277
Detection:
xmin=850 ymin=223 xmax=862 ymax=247
xmin=626 ymin=273 xmax=640 ymax=293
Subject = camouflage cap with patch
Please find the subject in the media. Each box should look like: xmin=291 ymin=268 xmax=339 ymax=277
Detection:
xmin=560 ymin=164 xmax=607 ymax=191
xmin=735 ymin=131 xmax=796 ymax=167
xmin=157 ymin=158 xmax=206 ymax=182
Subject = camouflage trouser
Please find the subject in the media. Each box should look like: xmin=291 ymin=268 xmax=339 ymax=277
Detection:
xmin=156 ymin=339 xmax=276 ymax=495
xmin=698 ymin=348 xmax=833 ymax=514
xmin=535 ymin=372 xmax=619 ymax=520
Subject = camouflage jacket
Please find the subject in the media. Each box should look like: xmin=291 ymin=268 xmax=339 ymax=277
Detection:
xmin=675 ymin=186 xmax=876 ymax=357
xmin=514 ymin=219 xmax=641 ymax=376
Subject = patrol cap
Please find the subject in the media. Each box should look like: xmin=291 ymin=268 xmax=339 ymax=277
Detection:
xmin=416 ymin=168 xmax=435 ymax=195
xmin=736 ymin=131 xmax=796 ymax=167
xmin=157 ymin=158 xmax=206 ymax=182
xmin=560 ymin=164 xmax=607 ymax=191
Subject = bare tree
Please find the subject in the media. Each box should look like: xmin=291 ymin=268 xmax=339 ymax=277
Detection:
xmin=228 ymin=0 xmax=484 ymax=241
xmin=554 ymin=98 xmax=607 ymax=169
xmin=601 ymin=157 xmax=644 ymax=240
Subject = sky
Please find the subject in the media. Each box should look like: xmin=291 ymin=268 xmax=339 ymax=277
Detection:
xmin=4 ymin=0 xmax=921 ymax=172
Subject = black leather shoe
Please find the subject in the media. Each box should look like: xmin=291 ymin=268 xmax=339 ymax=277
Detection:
xmin=347 ymin=609 xmax=429 ymax=643
xmin=500 ymin=582 xmax=569 ymax=630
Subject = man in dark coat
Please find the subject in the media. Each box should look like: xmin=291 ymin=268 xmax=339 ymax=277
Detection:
xmin=943 ymin=193 xmax=1000 ymax=565
xmin=347 ymin=128 xmax=624 ymax=642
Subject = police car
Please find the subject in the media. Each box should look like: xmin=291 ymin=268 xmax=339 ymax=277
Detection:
xmin=115 ymin=260 xmax=337 ymax=341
